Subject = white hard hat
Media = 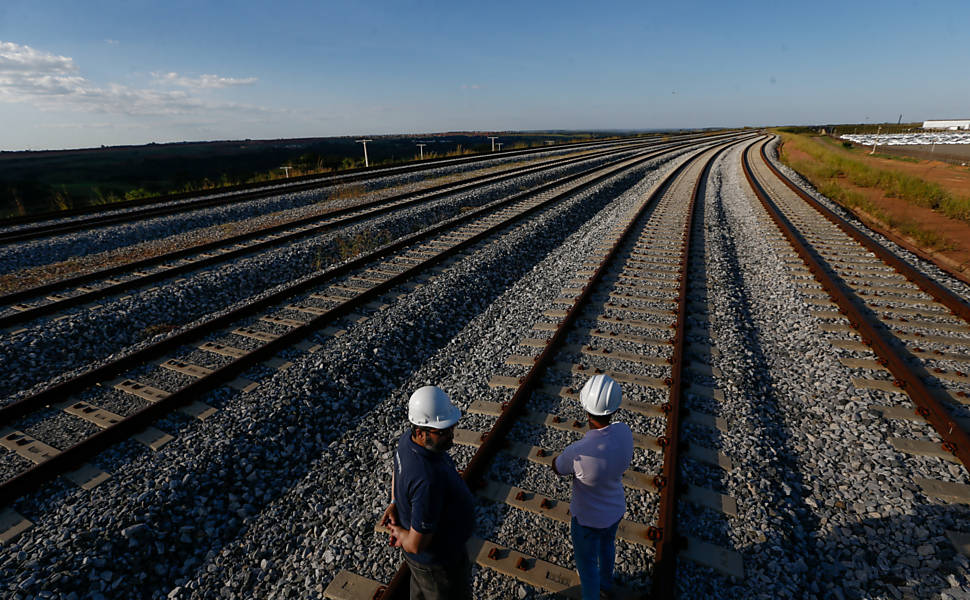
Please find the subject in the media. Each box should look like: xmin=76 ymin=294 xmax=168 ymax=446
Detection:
xmin=580 ymin=374 xmax=622 ymax=416
xmin=408 ymin=386 xmax=461 ymax=429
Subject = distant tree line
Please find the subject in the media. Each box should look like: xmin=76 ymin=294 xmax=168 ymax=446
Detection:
xmin=0 ymin=132 xmax=619 ymax=218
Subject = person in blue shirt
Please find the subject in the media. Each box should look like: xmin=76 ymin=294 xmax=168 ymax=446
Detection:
xmin=381 ymin=386 xmax=475 ymax=600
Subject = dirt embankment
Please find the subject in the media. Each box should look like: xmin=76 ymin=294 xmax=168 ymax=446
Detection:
xmin=781 ymin=138 xmax=970 ymax=279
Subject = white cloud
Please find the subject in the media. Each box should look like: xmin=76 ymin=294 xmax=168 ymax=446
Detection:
xmin=104 ymin=39 xmax=120 ymax=46
xmin=0 ymin=42 xmax=91 ymax=102
xmin=0 ymin=41 xmax=77 ymax=74
xmin=0 ymin=40 xmax=265 ymax=116
xmin=152 ymin=71 xmax=257 ymax=89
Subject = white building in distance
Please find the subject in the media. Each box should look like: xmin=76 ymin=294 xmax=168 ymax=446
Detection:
xmin=923 ymin=119 xmax=970 ymax=130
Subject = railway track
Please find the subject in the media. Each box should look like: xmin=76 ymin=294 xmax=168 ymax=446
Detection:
xmin=0 ymin=136 xmax=662 ymax=234
xmin=0 ymin=138 xmax=744 ymax=405
xmin=324 ymin=138 xmax=750 ymax=599
xmin=742 ymin=137 xmax=970 ymax=541
xmin=0 ymin=134 xmax=742 ymax=545
xmin=0 ymin=140 xmax=667 ymax=329
xmin=6 ymin=132 xmax=966 ymax=599
xmin=0 ymin=138 xmax=680 ymax=246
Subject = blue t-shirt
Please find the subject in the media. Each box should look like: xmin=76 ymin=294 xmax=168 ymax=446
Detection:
xmin=393 ymin=431 xmax=475 ymax=565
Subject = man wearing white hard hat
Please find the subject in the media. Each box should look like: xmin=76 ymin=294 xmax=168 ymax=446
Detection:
xmin=381 ymin=386 xmax=475 ymax=599
xmin=551 ymin=374 xmax=633 ymax=600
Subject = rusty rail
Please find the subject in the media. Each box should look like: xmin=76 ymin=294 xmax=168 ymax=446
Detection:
xmin=743 ymin=138 xmax=970 ymax=472
xmin=0 ymin=140 xmax=702 ymax=508
xmin=0 ymin=142 xmax=663 ymax=327
xmin=650 ymin=139 xmax=736 ymax=598
xmin=759 ymin=140 xmax=970 ymax=324
xmin=0 ymin=144 xmax=668 ymax=428
xmin=0 ymin=134 xmax=740 ymax=244
xmin=0 ymin=137 xmax=650 ymax=239
xmin=380 ymin=137 xmax=748 ymax=599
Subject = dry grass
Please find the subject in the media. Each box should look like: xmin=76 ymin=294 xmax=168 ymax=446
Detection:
xmin=312 ymin=229 xmax=394 ymax=271
xmin=779 ymin=133 xmax=970 ymax=223
xmin=335 ymin=229 xmax=393 ymax=260
xmin=324 ymin=184 xmax=368 ymax=203
xmin=777 ymin=132 xmax=964 ymax=251
xmin=811 ymin=179 xmax=954 ymax=250
xmin=139 ymin=323 xmax=178 ymax=340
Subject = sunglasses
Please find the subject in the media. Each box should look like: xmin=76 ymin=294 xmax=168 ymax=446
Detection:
xmin=422 ymin=425 xmax=456 ymax=437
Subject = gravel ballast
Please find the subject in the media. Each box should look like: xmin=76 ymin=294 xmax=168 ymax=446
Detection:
xmin=3 ymin=136 xmax=967 ymax=600
xmin=0 ymin=146 xmax=694 ymax=599
xmin=0 ymin=144 xmax=632 ymax=276
xmin=0 ymin=147 xmax=661 ymax=402
xmin=680 ymin=142 xmax=970 ymax=599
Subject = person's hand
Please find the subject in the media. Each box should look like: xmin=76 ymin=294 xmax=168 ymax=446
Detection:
xmin=387 ymin=523 xmax=406 ymax=548
xmin=380 ymin=503 xmax=398 ymax=528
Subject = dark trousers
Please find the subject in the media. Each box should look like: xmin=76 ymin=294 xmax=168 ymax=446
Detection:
xmin=571 ymin=516 xmax=620 ymax=600
xmin=404 ymin=552 xmax=472 ymax=600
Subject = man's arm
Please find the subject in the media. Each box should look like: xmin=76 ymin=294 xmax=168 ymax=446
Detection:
xmin=387 ymin=524 xmax=434 ymax=554
xmin=389 ymin=477 xmax=438 ymax=554
xmin=550 ymin=445 xmax=574 ymax=477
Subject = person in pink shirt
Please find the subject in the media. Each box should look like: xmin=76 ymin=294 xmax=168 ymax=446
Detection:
xmin=551 ymin=374 xmax=633 ymax=600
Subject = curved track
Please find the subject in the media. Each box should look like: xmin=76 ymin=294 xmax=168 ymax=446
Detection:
xmin=0 ymin=141 xmax=664 ymax=327
xmin=4 ymin=132 xmax=968 ymax=600
xmin=326 ymin=138 xmax=749 ymax=599
xmin=0 ymin=138 xmax=687 ymax=245
xmin=743 ymin=136 xmax=970 ymax=511
xmin=0 ymin=137 xmax=736 ymax=525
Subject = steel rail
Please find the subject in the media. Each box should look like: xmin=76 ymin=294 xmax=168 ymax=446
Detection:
xmin=743 ymin=138 xmax=970 ymax=472
xmin=0 ymin=141 xmax=665 ymax=326
xmin=0 ymin=134 xmax=744 ymax=245
xmin=379 ymin=137 xmax=747 ymax=599
xmin=758 ymin=140 xmax=970 ymax=325
xmin=0 ymin=140 xmax=713 ymax=506
xmin=0 ymin=142 xmax=691 ymax=427
xmin=0 ymin=140 xmax=645 ymax=245
xmin=0 ymin=136 xmax=653 ymax=229
xmin=650 ymin=140 xmax=737 ymax=598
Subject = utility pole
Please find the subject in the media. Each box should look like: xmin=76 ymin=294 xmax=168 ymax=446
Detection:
xmin=416 ymin=143 xmax=426 ymax=160
xmin=355 ymin=139 xmax=372 ymax=167
xmin=280 ymin=166 xmax=292 ymax=178
xmin=870 ymin=126 xmax=881 ymax=155
xmin=496 ymin=142 xmax=503 ymax=151
xmin=488 ymin=136 xmax=498 ymax=151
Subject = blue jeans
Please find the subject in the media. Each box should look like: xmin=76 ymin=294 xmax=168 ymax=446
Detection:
xmin=571 ymin=516 xmax=620 ymax=600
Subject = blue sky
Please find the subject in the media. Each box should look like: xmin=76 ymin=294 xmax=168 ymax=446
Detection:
xmin=1 ymin=0 xmax=967 ymax=150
